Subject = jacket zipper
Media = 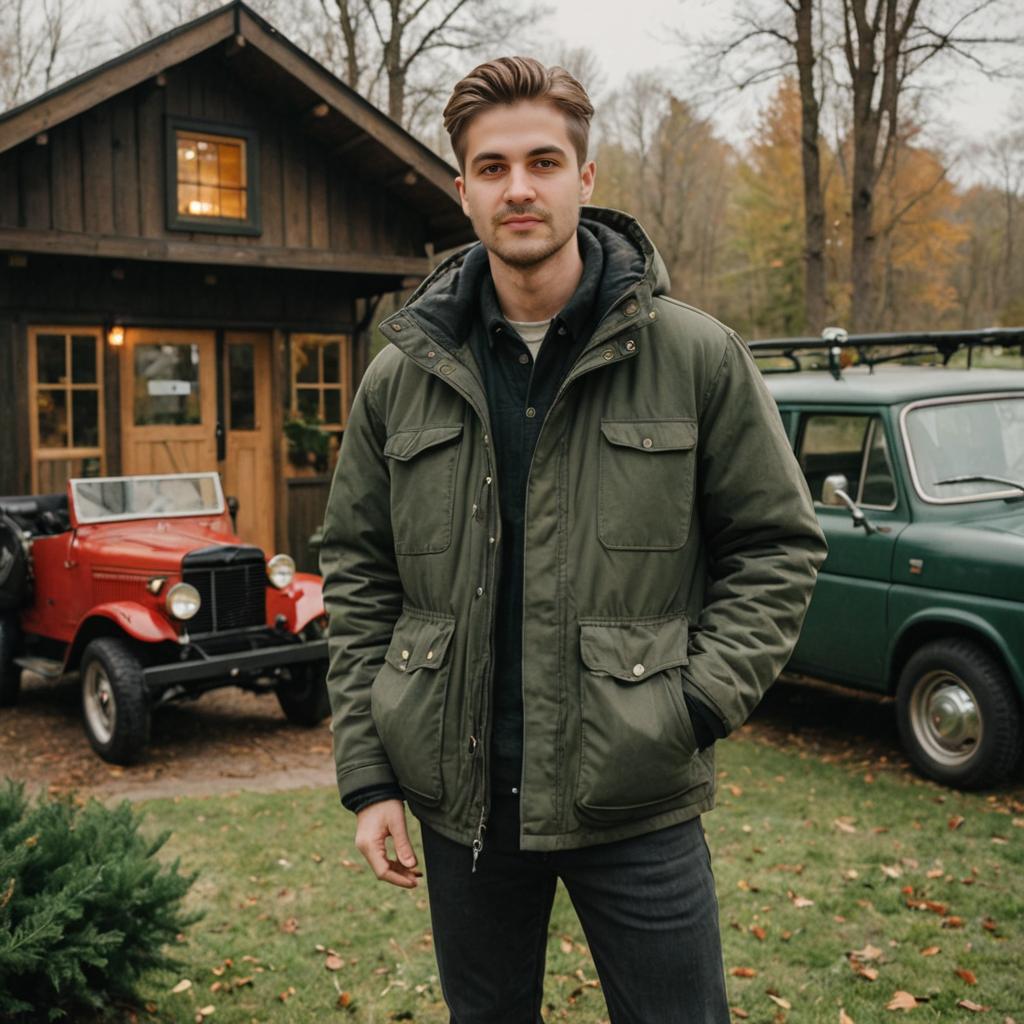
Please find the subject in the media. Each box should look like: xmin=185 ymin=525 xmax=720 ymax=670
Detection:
xmin=516 ymin=291 xmax=647 ymax=827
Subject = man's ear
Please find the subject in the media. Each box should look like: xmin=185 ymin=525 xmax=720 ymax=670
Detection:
xmin=579 ymin=160 xmax=596 ymax=205
xmin=455 ymin=175 xmax=471 ymax=217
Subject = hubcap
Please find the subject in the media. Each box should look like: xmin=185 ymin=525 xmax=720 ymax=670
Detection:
xmin=910 ymin=670 xmax=981 ymax=767
xmin=83 ymin=661 xmax=116 ymax=745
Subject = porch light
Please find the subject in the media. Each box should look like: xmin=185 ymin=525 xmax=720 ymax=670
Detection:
xmin=108 ymin=325 xmax=125 ymax=347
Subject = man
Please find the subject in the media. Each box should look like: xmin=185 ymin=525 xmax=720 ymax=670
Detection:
xmin=320 ymin=56 xmax=827 ymax=1024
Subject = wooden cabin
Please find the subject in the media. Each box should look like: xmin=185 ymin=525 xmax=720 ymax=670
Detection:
xmin=0 ymin=1 xmax=471 ymax=566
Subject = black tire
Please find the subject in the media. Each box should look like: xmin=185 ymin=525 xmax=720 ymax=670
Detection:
xmin=276 ymin=659 xmax=330 ymax=726
xmin=0 ymin=515 xmax=28 ymax=612
xmin=896 ymin=638 xmax=1022 ymax=789
xmin=80 ymin=637 xmax=151 ymax=765
xmin=0 ymin=613 xmax=20 ymax=707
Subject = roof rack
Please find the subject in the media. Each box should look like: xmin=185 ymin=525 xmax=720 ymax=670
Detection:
xmin=748 ymin=327 xmax=1024 ymax=380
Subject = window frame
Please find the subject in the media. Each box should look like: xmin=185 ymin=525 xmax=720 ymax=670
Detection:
xmin=165 ymin=116 xmax=261 ymax=235
xmin=795 ymin=408 xmax=899 ymax=512
xmin=28 ymin=326 xmax=106 ymax=493
xmin=289 ymin=333 xmax=353 ymax=431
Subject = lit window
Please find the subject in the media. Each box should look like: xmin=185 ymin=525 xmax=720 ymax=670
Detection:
xmin=166 ymin=120 xmax=259 ymax=234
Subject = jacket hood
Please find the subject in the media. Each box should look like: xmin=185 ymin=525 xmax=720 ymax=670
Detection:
xmin=394 ymin=206 xmax=670 ymax=350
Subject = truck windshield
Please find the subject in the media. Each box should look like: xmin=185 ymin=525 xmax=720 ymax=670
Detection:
xmin=71 ymin=473 xmax=224 ymax=523
xmin=904 ymin=395 xmax=1024 ymax=502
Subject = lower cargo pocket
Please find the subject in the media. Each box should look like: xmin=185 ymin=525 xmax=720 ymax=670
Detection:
xmin=575 ymin=614 xmax=707 ymax=820
xmin=370 ymin=608 xmax=455 ymax=805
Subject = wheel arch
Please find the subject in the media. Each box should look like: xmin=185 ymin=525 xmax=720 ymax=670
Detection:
xmin=889 ymin=612 xmax=1024 ymax=707
xmin=66 ymin=604 xmax=176 ymax=672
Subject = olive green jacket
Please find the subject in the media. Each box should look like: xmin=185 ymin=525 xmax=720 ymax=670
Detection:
xmin=320 ymin=207 xmax=827 ymax=854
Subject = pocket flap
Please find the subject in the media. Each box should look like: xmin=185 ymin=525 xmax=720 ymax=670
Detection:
xmin=600 ymin=418 xmax=697 ymax=452
xmin=384 ymin=610 xmax=456 ymax=672
xmin=579 ymin=615 xmax=689 ymax=682
xmin=384 ymin=424 xmax=463 ymax=461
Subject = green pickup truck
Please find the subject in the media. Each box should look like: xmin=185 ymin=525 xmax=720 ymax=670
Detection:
xmin=756 ymin=329 xmax=1024 ymax=790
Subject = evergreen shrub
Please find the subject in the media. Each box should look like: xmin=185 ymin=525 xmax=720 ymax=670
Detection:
xmin=0 ymin=779 xmax=200 ymax=1021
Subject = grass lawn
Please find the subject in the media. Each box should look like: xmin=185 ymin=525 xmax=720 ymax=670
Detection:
xmin=134 ymin=730 xmax=1023 ymax=1024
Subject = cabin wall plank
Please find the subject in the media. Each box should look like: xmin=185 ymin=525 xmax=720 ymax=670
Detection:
xmin=20 ymin=144 xmax=50 ymax=229
xmin=50 ymin=121 xmax=84 ymax=233
xmin=82 ymin=104 xmax=115 ymax=235
xmin=111 ymin=94 xmax=141 ymax=237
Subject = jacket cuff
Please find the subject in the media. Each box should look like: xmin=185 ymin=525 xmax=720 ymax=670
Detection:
xmin=337 ymin=761 xmax=400 ymax=803
xmin=684 ymin=692 xmax=727 ymax=750
xmin=342 ymin=783 xmax=406 ymax=814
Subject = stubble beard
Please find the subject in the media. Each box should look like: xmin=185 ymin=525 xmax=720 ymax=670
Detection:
xmin=480 ymin=206 xmax=578 ymax=271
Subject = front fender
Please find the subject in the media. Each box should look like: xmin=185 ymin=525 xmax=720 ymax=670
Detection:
xmin=266 ymin=572 xmax=324 ymax=633
xmin=888 ymin=597 xmax=1024 ymax=696
xmin=66 ymin=602 xmax=179 ymax=670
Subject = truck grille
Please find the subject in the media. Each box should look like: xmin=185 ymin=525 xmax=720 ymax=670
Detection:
xmin=181 ymin=545 xmax=266 ymax=633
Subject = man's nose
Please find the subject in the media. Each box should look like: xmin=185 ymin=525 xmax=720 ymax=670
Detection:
xmin=503 ymin=165 xmax=536 ymax=204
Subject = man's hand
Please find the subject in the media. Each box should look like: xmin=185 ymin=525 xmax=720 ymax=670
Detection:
xmin=354 ymin=799 xmax=423 ymax=888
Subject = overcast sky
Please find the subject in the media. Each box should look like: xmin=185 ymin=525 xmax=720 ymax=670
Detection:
xmin=87 ymin=0 xmax=1021 ymax=179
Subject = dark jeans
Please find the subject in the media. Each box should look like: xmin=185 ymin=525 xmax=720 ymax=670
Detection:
xmin=419 ymin=791 xmax=730 ymax=1024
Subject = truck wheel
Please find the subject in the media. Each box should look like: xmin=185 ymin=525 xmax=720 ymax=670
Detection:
xmin=897 ymin=639 xmax=1021 ymax=789
xmin=80 ymin=637 xmax=151 ymax=764
xmin=276 ymin=660 xmax=330 ymax=726
xmin=0 ymin=613 xmax=20 ymax=706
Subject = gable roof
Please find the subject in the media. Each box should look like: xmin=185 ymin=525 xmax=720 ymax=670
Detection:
xmin=0 ymin=1 xmax=471 ymax=250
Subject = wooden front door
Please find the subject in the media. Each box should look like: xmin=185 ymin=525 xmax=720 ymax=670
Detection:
xmin=120 ymin=328 xmax=277 ymax=555
xmin=121 ymin=328 xmax=218 ymax=475
xmin=222 ymin=332 xmax=275 ymax=555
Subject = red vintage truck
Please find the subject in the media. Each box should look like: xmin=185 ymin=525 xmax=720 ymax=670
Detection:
xmin=0 ymin=472 xmax=329 ymax=764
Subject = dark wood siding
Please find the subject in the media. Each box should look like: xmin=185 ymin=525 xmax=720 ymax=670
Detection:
xmin=0 ymin=49 xmax=430 ymax=260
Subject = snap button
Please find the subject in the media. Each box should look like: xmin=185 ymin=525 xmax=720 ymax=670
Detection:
xmin=632 ymin=663 xmax=645 ymax=677
xmin=557 ymin=326 xmax=566 ymax=335
xmin=483 ymin=434 xmax=489 ymax=444
xmin=427 ymin=349 xmax=436 ymax=358
xmin=624 ymin=300 xmax=638 ymax=315
xmin=649 ymin=311 xmax=657 ymax=320
xmin=525 ymin=406 xmax=536 ymax=418
xmin=602 ymin=349 xmax=614 ymax=360
xmin=485 ymin=476 xmax=492 ymax=485
xmin=489 ymin=536 xmax=495 ymax=544
xmin=401 ymin=649 xmax=410 ymax=659
xmin=476 ymin=586 xmax=484 ymax=597
xmin=391 ymin=322 xmax=403 ymax=331
xmin=518 ymin=353 xmax=529 ymax=364
xmin=624 ymin=339 xmax=637 ymax=352
xmin=426 ymin=650 xmax=434 ymax=660
xmin=642 ymin=437 xmax=653 ymax=449
xmin=440 ymin=363 xmax=454 ymax=375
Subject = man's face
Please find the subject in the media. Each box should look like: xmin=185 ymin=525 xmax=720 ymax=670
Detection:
xmin=455 ymin=100 xmax=596 ymax=269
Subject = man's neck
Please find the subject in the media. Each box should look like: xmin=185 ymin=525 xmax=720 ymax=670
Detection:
xmin=488 ymin=234 xmax=583 ymax=323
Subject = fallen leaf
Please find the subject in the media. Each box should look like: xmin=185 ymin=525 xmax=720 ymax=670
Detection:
xmin=767 ymin=994 xmax=792 ymax=1010
xmin=730 ymin=967 xmax=757 ymax=978
xmin=325 ymin=955 xmax=344 ymax=971
xmin=278 ymin=986 xmax=296 ymax=1002
xmin=926 ymin=868 xmax=944 ymax=879
xmin=281 ymin=918 xmax=299 ymax=933
xmin=171 ymin=980 xmax=192 ymax=994
xmin=840 ymin=1011 xmax=855 ymax=1024
xmin=234 ymin=977 xmax=253 ymax=988
xmin=955 ymin=968 xmax=978 ymax=985
xmin=948 ymin=815 xmax=965 ymax=830
xmin=560 ymin=937 xmax=573 ymax=954
xmin=886 ymin=990 xmax=920 ymax=1010
xmin=957 ymin=1000 xmax=989 ymax=1013
xmin=982 ymin=917 xmax=998 ymax=933
xmin=834 ymin=817 xmax=858 ymax=833
xmin=197 ymin=1008 xmax=214 ymax=1019
xmin=852 ymin=964 xmax=878 ymax=981
xmin=851 ymin=944 xmax=883 ymax=961
xmin=728 ymin=784 xmax=743 ymax=797
xmin=919 ymin=946 xmax=940 ymax=957
xmin=337 ymin=991 xmax=352 ymax=1007
xmin=943 ymin=916 xmax=965 ymax=928
xmin=750 ymin=925 xmax=766 ymax=941
xmin=730 ymin=1010 xmax=749 ymax=1020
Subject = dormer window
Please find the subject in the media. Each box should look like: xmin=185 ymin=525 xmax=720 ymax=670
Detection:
xmin=165 ymin=118 xmax=260 ymax=234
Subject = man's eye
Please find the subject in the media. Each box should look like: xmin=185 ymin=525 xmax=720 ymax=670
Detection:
xmin=481 ymin=164 xmax=504 ymax=175
xmin=534 ymin=159 xmax=556 ymax=169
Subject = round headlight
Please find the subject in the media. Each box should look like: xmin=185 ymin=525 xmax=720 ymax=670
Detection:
xmin=165 ymin=582 xmax=201 ymax=621
xmin=267 ymin=553 xmax=295 ymax=589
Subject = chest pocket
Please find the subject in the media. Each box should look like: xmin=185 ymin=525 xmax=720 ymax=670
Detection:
xmin=598 ymin=419 xmax=698 ymax=550
xmin=384 ymin=424 xmax=463 ymax=555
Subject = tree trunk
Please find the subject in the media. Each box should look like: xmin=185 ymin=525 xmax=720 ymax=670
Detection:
xmin=794 ymin=0 xmax=827 ymax=335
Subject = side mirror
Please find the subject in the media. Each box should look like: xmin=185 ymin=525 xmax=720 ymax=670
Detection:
xmin=821 ymin=474 xmax=849 ymax=507
xmin=226 ymin=495 xmax=240 ymax=532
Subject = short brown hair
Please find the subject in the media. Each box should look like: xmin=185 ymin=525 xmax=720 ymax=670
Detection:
xmin=443 ymin=56 xmax=594 ymax=171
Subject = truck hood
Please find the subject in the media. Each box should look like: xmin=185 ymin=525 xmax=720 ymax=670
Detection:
xmin=75 ymin=515 xmax=251 ymax=573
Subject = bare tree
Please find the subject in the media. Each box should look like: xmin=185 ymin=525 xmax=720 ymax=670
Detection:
xmin=0 ymin=0 xmax=101 ymax=111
